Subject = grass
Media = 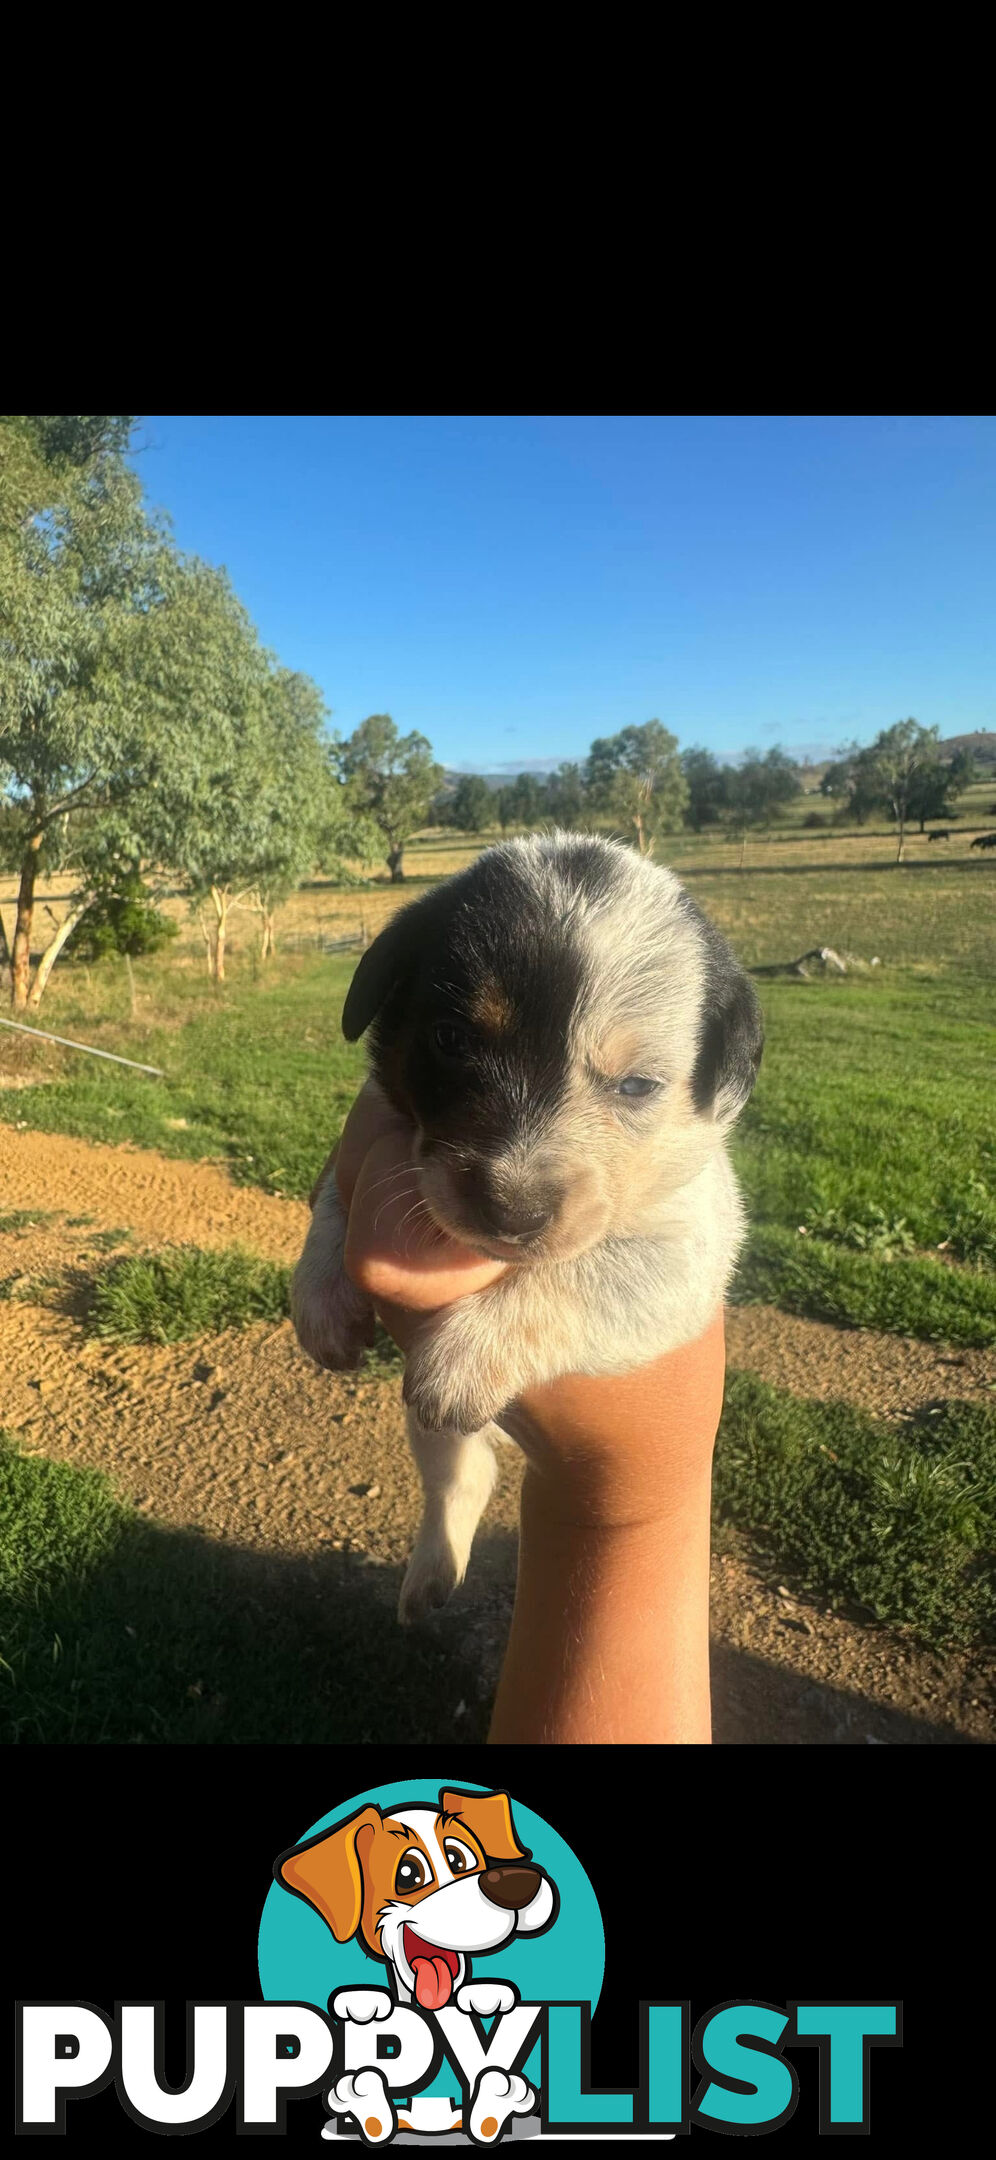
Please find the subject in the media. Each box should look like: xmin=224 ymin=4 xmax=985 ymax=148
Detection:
xmin=0 ymin=1435 xmax=479 ymax=1744
xmin=2 ymin=836 xmax=995 ymax=1347
xmin=0 ymin=951 xmax=365 ymax=1197
xmin=2 ymin=1371 xmax=992 ymax=1740
xmin=733 ymin=1230 xmax=996 ymax=1347
xmin=714 ymin=1374 xmax=996 ymax=1650
xmin=86 ymin=1241 xmax=404 ymax=1373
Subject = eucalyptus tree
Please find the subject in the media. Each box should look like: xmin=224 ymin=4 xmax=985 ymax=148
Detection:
xmin=338 ymin=714 xmax=442 ymax=881
xmin=585 ymin=720 xmax=688 ymax=854
xmin=245 ymin=669 xmax=380 ymax=962
xmin=0 ymin=414 xmax=188 ymax=1008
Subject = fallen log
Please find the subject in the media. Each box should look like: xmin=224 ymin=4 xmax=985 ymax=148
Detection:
xmin=750 ymin=946 xmax=881 ymax=980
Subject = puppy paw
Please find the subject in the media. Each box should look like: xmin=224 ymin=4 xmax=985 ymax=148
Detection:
xmin=291 ymin=1265 xmax=375 ymax=1373
xmin=398 ymin=1547 xmax=462 ymax=1626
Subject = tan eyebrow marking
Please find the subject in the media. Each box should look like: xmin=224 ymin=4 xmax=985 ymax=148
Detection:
xmin=469 ymin=978 xmax=516 ymax=1032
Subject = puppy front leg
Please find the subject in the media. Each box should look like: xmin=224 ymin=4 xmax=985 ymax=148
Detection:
xmin=399 ymin=1411 xmax=499 ymax=1623
xmin=290 ymin=1172 xmax=376 ymax=1371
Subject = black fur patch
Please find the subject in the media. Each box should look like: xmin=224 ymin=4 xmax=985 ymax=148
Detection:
xmin=676 ymin=890 xmax=765 ymax=1113
xmin=346 ymin=849 xmax=590 ymax=1151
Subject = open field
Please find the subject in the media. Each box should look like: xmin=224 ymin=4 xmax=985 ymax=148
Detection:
xmin=2 ymin=817 xmax=994 ymax=1743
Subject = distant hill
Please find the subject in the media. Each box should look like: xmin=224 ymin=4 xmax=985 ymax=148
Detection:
xmin=441 ymin=763 xmax=561 ymax=794
xmin=939 ymin=731 xmax=996 ymax=767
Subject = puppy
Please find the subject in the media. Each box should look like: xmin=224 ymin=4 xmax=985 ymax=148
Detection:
xmin=292 ymin=833 xmax=763 ymax=1622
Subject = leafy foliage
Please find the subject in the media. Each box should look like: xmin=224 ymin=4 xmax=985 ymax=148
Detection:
xmin=65 ymin=866 xmax=178 ymax=963
xmin=585 ymin=720 xmax=688 ymax=852
xmin=337 ymin=714 xmax=443 ymax=881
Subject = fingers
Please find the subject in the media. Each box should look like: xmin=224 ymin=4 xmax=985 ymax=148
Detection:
xmin=333 ymin=1079 xmax=413 ymax=1212
xmin=343 ymin=1127 xmax=508 ymax=1313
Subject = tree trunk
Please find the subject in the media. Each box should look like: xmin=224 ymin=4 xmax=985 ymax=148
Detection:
xmin=11 ymin=836 xmax=42 ymax=1011
xmin=0 ymin=904 xmax=10 ymax=987
xmin=260 ymin=910 xmax=275 ymax=961
xmin=211 ymin=886 xmax=228 ymax=982
xmin=387 ymin=844 xmax=405 ymax=883
xmin=26 ymin=901 xmax=92 ymax=1009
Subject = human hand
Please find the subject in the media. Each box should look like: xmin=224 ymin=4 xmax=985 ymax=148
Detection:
xmin=320 ymin=1080 xmax=724 ymax=1741
xmin=320 ymin=1081 xmax=725 ymax=1524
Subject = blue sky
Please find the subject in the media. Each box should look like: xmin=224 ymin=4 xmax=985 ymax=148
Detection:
xmin=134 ymin=417 xmax=996 ymax=770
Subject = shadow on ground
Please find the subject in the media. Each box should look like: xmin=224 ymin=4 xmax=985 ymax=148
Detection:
xmin=1 ymin=1503 xmax=979 ymax=1747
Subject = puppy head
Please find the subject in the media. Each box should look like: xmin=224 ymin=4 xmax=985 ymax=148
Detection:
xmin=343 ymin=834 xmax=762 ymax=1259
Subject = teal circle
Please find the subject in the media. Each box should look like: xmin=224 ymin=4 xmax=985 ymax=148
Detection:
xmin=258 ymin=1779 xmax=604 ymax=2104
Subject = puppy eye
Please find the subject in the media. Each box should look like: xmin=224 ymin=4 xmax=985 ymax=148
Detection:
xmin=443 ymin=1839 xmax=477 ymax=1876
xmin=433 ymin=1021 xmax=471 ymax=1059
xmin=396 ymin=1851 xmax=433 ymax=1893
xmin=617 ymin=1075 xmax=659 ymax=1098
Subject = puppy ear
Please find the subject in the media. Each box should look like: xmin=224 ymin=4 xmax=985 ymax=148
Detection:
xmin=440 ymin=1788 xmax=527 ymax=1863
xmin=688 ymin=913 xmax=764 ymax=1119
xmin=273 ymin=1805 xmax=382 ymax=1942
xmin=341 ymin=891 xmax=443 ymax=1042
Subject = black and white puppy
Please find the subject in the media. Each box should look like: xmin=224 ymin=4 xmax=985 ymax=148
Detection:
xmin=292 ymin=833 xmax=763 ymax=1622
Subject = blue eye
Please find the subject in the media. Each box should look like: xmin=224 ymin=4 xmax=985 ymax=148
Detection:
xmin=617 ymin=1075 xmax=659 ymax=1098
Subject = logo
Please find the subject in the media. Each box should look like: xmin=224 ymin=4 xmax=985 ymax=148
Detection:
xmin=15 ymin=1779 xmax=903 ymax=2141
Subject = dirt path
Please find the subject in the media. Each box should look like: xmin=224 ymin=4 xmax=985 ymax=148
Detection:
xmin=2 ymin=1124 xmax=308 ymax=1260
xmin=2 ymin=1127 xmax=993 ymax=1744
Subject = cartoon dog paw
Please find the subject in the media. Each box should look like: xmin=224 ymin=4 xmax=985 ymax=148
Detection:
xmin=330 ymin=1987 xmax=394 ymax=2024
xmin=469 ymin=2068 xmax=535 ymax=2144
xmin=455 ymin=1981 xmax=519 ymax=2018
xmin=325 ymin=2068 xmax=396 ymax=2146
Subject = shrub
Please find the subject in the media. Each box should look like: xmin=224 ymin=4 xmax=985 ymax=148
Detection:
xmin=68 ymin=870 xmax=178 ymax=963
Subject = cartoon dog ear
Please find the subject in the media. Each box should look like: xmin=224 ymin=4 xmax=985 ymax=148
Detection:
xmin=685 ymin=907 xmax=764 ymax=1120
xmin=440 ymin=1789 xmax=527 ymax=1864
xmin=273 ymin=1805 xmax=382 ymax=1942
xmin=342 ymin=888 xmax=446 ymax=1042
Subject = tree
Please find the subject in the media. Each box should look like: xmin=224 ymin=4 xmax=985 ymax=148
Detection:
xmin=337 ymin=714 xmax=442 ymax=881
xmin=138 ymin=581 xmax=337 ymax=981
xmin=241 ymin=668 xmax=378 ymax=962
xmin=544 ymin=762 xmax=587 ymax=829
xmin=725 ymin=746 xmax=801 ymax=866
xmin=586 ymin=721 xmax=688 ymax=854
xmin=0 ymin=414 xmax=195 ymax=1009
xmin=905 ymin=759 xmax=960 ymax=833
xmin=947 ymin=746 xmax=976 ymax=795
xmin=508 ymin=771 xmax=545 ymax=828
xmin=495 ymin=786 xmax=516 ymax=834
xmin=819 ymin=747 xmax=881 ymax=825
xmin=680 ymin=747 xmax=729 ymax=832
xmin=854 ymin=719 xmax=940 ymax=861
xmin=447 ymin=774 xmax=493 ymax=833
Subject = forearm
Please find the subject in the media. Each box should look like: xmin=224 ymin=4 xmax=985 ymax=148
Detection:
xmin=488 ymin=1314 xmax=725 ymax=1745
xmin=488 ymin=1458 xmax=715 ymax=1745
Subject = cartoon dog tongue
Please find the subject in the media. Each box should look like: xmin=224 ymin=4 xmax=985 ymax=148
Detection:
xmin=404 ymin=1930 xmax=459 ymax=2010
xmin=411 ymin=1955 xmax=455 ymax=2010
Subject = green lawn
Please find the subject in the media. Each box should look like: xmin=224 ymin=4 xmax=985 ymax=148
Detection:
xmin=3 ymin=853 xmax=995 ymax=1346
xmin=2 ymin=1372 xmax=992 ymax=1741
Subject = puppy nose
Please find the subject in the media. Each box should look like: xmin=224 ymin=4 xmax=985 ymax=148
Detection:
xmin=482 ymin=1202 xmax=552 ymax=1242
xmin=479 ymin=1865 xmax=542 ymax=1910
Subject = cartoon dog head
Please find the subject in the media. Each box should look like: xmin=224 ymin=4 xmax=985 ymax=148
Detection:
xmin=274 ymin=1787 xmax=558 ymax=2010
xmin=339 ymin=833 xmax=763 ymax=1264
